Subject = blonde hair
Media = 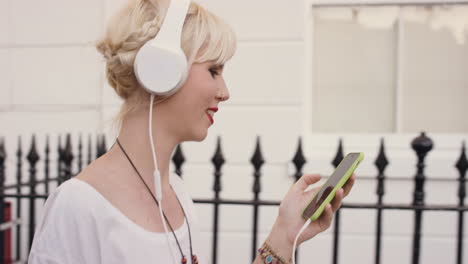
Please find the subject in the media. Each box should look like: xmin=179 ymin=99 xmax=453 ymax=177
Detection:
xmin=96 ymin=0 xmax=237 ymax=132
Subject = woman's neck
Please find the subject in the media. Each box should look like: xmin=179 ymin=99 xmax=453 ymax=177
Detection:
xmin=105 ymin=104 xmax=180 ymax=191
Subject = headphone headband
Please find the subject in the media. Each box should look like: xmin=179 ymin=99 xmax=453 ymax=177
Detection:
xmin=153 ymin=0 xmax=190 ymax=46
xmin=134 ymin=0 xmax=191 ymax=96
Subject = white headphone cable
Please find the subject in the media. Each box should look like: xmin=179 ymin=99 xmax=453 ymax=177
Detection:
xmin=292 ymin=218 xmax=311 ymax=264
xmin=149 ymin=94 xmax=179 ymax=264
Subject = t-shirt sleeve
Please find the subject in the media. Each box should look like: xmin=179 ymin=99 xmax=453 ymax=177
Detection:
xmin=28 ymin=181 xmax=102 ymax=264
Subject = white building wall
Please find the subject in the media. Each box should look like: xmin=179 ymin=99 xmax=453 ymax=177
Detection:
xmin=0 ymin=0 xmax=467 ymax=263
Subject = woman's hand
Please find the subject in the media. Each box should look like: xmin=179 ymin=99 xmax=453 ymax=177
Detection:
xmin=265 ymin=173 xmax=356 ymax=259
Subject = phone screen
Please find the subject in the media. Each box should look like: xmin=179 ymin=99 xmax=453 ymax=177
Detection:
xmin=302 ymin=153 xmax=361 ymax=219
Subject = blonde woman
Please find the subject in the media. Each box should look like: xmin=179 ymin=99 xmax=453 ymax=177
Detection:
xmin=28 ymin=0 xmax=355 ymax=263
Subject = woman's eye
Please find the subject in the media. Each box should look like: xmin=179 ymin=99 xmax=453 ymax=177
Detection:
xmin=209 ymin=68 xmax=219 ymax=77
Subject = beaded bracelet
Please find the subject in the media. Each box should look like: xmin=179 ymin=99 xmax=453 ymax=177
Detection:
xmin=257 ymin=241 xmax=291 ymax=264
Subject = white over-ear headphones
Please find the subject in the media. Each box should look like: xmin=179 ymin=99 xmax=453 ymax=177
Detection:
xmin=132 ymin=0 xmax=191 ymax=263
xmin=134 ymin=0 xmax=191 ymax=96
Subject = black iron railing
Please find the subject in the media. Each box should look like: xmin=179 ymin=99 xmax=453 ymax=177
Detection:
xmin=0 ymin=132 xmax=466 ymax=264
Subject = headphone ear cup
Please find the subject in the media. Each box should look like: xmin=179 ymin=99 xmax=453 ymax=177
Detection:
xmin=134 ymin=44 xmax=188 ymax=96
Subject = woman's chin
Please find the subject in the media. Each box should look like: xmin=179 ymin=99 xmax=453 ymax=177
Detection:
xmin=189 ymin=128 xmax=208 ymax=142
xmin=197 ymin=131 xmax=209 ymax=142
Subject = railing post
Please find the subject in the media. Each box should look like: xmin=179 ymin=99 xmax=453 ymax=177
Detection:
xmin=15 ymin=136 xmax=23 ymax=261
xmin=78 ymin=133 xmax=83 ymax=172
xmin=63 ymin=133 xmax=74 ymax=180
xmin=292 ymin=137 xmax=307 ymax=182
xmin=96 ymin=134 xmax=107 ymax=159
xmin=0 ymin=137 xmax=6 ymax=263
xmin=172 ymin=144 xmax=185 ymax=179
xmin=332 ymin=138 xmax=344 ymax=264
xmin=57 ymin=135 xmax=64 ymax=185
xmin=44 ymin=135 xmax=50 ymax=194
xmin=87 ymin=134 xmax=92 ymax=165
xmin=292 ymin=137 xmax=307 ymax=264
xmin=211 ymin=136 xmax=225 ymax=264
xmin=374 ymin=138 xmax=389 ymax=264
xmin=455 ymin=141 xmax=467 ymax=264
xmin=27 ymin=135 xmax=40 ymax=251
xmin=411 ymin=132 xmax=433 ymax=264
xmin=250 ymin=136 xmax=265 ymax=262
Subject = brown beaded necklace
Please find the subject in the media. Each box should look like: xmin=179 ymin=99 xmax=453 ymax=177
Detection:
xmin=116 ymin=138 xmax=198 ymax=264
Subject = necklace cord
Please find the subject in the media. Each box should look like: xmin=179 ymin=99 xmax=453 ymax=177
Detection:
xmin=115 ymin=138 xmax=194 ymax=261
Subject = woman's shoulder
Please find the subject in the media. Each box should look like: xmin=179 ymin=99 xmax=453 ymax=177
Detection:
xmin=54 ymin=178 xmax=101 ymax=209
xmin=41 ymin=178 xmax=88 ymax=211
xmin=37 ymin=159 xmax=116 ymax=230
xmin=36 ymin=177 xmax=101 ymax=230
xmin=54 ymin=159 xmax=110 ymax=205
xmin=29 ymin=177 xmax=104 ymax=263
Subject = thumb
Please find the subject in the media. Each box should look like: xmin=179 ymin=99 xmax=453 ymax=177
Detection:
xmin=292 ymin=174 xmax=321 ymax=193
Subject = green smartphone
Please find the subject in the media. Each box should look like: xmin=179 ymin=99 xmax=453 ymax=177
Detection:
xmin=302 ymin=152 xmax=364 ymax=221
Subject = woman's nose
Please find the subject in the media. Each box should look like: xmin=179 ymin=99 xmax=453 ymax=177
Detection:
xmin=216 ymin=92 xmax=229 ymax=102
xmin=217 ymin=84 xmax=230 ymax=102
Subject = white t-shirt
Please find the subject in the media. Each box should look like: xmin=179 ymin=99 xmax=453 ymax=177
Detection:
xmin=28 ymin=173 xmax=207 ymax=264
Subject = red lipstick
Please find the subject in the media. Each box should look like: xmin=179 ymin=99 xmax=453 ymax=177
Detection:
xmin=206 ymin=113 xmax=214 ymax=124
xmin=206 ymin=107 xmax=218 ymax=125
